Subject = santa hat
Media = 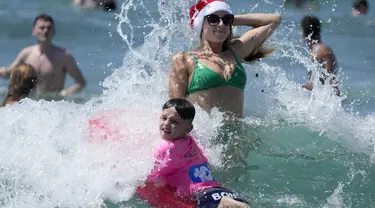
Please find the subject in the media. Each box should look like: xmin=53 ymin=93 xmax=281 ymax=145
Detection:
xmin=189 ymin=0 xmax=232 ymax=33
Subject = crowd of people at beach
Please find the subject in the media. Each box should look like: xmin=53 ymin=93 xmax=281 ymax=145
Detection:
xmin=0 ymin=0 xmax=371 ymax=207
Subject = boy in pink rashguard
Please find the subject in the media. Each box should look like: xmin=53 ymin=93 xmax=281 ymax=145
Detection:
xmin=143 ymin=98 xmax=249 ymax=208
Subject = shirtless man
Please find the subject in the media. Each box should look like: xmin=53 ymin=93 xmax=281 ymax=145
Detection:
xmin=300 ymin=15 xmax=340 ymax=96
xmin=0 ymin=14 xmax=86 ymax=99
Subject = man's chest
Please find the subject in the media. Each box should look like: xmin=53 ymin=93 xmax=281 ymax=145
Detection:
xmin=25 ymin=54 xmax=65 ymax=78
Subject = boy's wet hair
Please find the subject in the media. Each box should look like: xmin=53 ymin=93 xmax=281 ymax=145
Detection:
xmin=33 ymin=14 xmax=54 ymax=27
xmin=353 ymin=0 xmax=368 ymax=10
xmin=301 ymin=15 xmax=321 ymax=41
xmin=162 ymin=98 xmax=196 ymax=123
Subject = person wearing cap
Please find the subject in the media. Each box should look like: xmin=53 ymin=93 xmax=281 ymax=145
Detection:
xmin=168 ymin=0 xmax=281 ymax=118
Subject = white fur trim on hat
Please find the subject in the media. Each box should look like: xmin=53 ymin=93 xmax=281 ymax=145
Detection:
xmin=192 ymin=1 xmax=232 ymax=34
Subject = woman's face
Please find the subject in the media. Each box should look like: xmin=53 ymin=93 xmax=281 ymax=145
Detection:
xmin=201 ymin=10 xmax=233 ymax=44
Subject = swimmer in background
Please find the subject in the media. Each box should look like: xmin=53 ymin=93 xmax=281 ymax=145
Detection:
xmin=352 ymin=0 xmax=368 ymax=16
xmin=0 ymin=14 xmax=86 ymax=100
xmin=1 ymin=64 xmax=37 ymax=107
xmin=351 ymin=0 xmax=375 ymax=26
xmin=73 ymin=0 xmax=96 ymax=9
xmin=138 ymin=98 xmax=250 ymax=208
xmin=300 ymin=15 xmax=341 ymax=96
xmin=284 ymin=0 xmax=319 ymax=10
xmin=73 ymin=0 xmax=117 ymax=11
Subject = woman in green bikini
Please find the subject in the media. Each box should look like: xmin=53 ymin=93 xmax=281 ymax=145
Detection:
xmin=168 ymin=0 xmax=281 ymax=117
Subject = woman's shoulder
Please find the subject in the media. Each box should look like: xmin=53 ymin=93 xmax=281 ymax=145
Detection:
xmin=171 ymin=52 xmax=195 ymax=70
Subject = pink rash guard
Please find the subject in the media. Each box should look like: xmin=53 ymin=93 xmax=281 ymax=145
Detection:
xmin=147 ymin=135 xmax=221 ymax=197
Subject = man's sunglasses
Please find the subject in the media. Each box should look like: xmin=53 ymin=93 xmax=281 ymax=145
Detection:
xmin=205 ymin=14 xmax=234 ymax=26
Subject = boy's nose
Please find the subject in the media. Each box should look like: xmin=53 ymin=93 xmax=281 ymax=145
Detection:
xmin=163 ymin=121 xmax=171 ymax=127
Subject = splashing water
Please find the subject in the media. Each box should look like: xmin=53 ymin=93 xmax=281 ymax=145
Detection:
xmin=0 ymin=0 xmax=375 ymax=208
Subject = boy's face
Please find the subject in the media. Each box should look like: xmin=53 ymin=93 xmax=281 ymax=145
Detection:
xmin=159 ymin=107 xmax=192 ymax=141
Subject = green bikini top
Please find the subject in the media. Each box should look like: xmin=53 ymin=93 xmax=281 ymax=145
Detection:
xmin=187 ymin=50 xmax=247 ymax=95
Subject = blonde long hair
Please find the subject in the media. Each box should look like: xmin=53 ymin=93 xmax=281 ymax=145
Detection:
xmin=1 ymin=64 xmax=38 ymax=107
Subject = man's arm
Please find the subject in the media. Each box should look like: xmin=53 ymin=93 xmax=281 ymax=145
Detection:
xmin=61 ymin=50 xmax=86 ymax=96
xmin=0 ymin=49 xmax=29 ymax=79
